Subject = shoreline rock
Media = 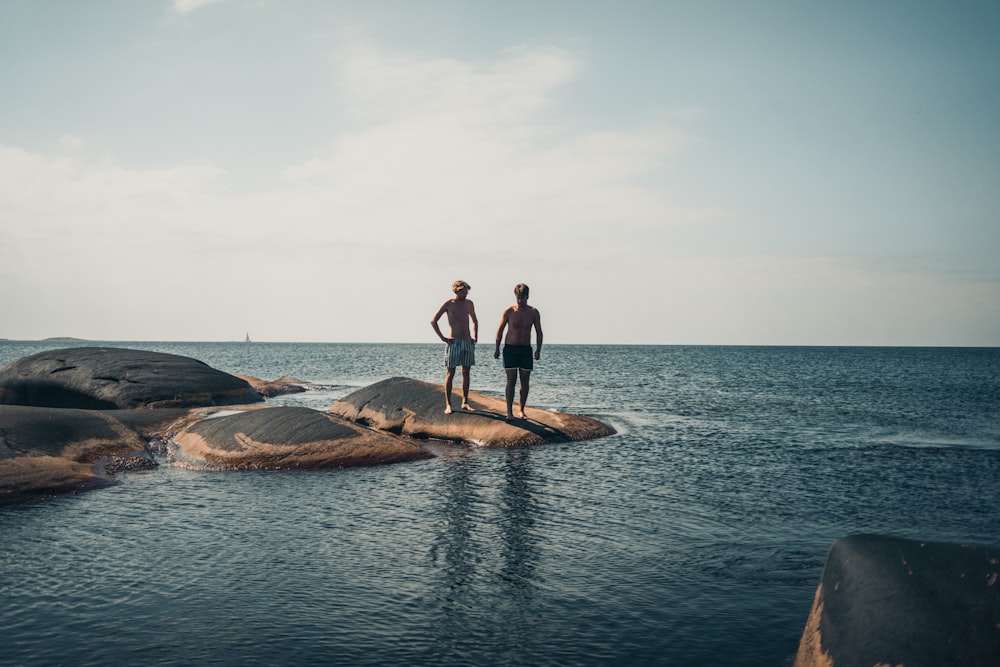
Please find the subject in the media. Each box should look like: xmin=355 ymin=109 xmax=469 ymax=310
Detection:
xmin=236 ymin=374 xmax=309 ymax=398
xmin=0 ymin=352 xmax=614 ymax=504
xmin=329 ymin=376 xmax=616 ymax=447
xmin=795 ymin=534 xmax=1000 ymax=666
xmin=170 ymin=405 xmax=433 ymax=470
xmin=0 ymin=347 xmax=262 ymax=409
xmin=0 ymin=405 xmax=154 ymax=505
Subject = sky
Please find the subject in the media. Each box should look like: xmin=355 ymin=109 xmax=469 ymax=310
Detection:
xmin=1 ymin=0 xmax=998 ymax=345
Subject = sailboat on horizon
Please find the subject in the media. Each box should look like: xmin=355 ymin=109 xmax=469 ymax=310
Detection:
xmin=245 ymin=333 xmax=251 ymax=343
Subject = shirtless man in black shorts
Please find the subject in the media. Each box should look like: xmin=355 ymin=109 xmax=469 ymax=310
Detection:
xmin=494 ymin=283 xmax=543 ymax=420
xmin=431 ymin=280 xmax=478 ymax=414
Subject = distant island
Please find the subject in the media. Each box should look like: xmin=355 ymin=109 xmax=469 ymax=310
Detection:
xmin=42 ymin=337 xmax=90 ymax=342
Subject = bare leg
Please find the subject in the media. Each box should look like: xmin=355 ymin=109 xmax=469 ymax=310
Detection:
xmin=460 ymin=365 xmax=474 ymax=411
xmin=504 ymin=368 xmax=518 ymax=420
xmin=518 ymin=369 xmax=531 ymax=418
xmin=444 ymin=367 xmax=456 ymax=414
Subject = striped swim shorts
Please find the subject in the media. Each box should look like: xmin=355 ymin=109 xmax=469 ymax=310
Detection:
xmin=445 ymin=338 xmax=476 ymax=368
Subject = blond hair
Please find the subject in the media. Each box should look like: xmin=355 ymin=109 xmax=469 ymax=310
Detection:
xmin=452 ymin=280 xmax=471 ymax=294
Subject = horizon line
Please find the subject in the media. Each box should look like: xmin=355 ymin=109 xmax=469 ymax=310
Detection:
xmin=1 ymin=338 xmax=997 ymax=349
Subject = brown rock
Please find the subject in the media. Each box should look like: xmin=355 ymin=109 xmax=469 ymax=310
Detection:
xmin=171 ymin=405 xmax=433 ymax=470
xmin=0 ymin=405 xmax=152 ymax=504
xmin=329 ymin=376 xmax=615 ymax=447
xmin=236 ymin=375 xmax=308 ymax=398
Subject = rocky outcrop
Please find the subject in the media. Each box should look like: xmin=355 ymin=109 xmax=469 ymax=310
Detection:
xmin=0 ymin=405 xmax=154 ymax=504
xmin=329 ymin=376 xmax=616 ymax=447
xmin=171 ymin=406 xmax=433 ymax=470
xmin=0 ymin=348 xmax=439 ymax=504
xmin=0 ymin=347 xmax=262 ymax=409
xmin=237 ymin=375 xmax=308 ymax=398
xmin=795 ymin=534 xmax=1000 ymax=667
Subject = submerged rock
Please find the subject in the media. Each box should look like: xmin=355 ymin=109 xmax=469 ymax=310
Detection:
xmin=0 ymin=405 xmax=153 ymax=504
xmin=171 ymin=405 xmax=434 ymax=470
xmin=329 ymin=376 xmax=615 ymax=447
xmin=795 ymin=534 xmax=1000 ymax=667
xmin=0 ymin=347 xmax=262 ymax=409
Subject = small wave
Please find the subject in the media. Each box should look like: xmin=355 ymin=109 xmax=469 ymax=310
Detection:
xmin=880 ymin=434 xmax=1000 ymax=450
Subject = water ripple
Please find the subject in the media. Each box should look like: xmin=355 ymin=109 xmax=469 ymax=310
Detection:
xmin=2 ymin=343 xmax=999 ymax=666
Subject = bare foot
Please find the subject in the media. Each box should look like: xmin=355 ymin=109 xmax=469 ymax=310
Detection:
xmin=445 ymin=404 xmax=453 ymax=415
xmin=505 ymin=413 xmax=515 ymax=421
xmin=461 ymin=403 xmax=475 ymax=412
xmin=517 ymin=410 xmax=527 ymax=419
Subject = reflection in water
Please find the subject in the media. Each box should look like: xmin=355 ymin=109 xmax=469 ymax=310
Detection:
xmin=427 ymin=451 xmax=482 ymax=664
xmin=427 ymin=448 xmax=542 ymax=663
xmin=430 ymin=452 xmax=481 ymax=596
xmin=499 ymin=448 xmax=539 ymax=607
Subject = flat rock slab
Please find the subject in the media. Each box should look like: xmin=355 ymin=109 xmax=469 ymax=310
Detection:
xmin=795 ymin=533 xmax=1000 ymax=667
xmin=329 ymin=376 xmax=616 ymax=447
xmin=0 ymin=405 xmax=152 ymax=504
xmin=0 ymin=347 xmax=262 ymax=409
xmin=171 ymin=405 xmax=434 ymax=470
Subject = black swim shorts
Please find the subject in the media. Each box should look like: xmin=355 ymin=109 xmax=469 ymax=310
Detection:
xmin=502 ymin=344 xmax=534 ymax=371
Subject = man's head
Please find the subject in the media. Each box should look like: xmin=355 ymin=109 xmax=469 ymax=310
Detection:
xmin=453 ymin=280 xmax=471 ymax=295
xmin=514 ymin=283 xmax=529 ymax=300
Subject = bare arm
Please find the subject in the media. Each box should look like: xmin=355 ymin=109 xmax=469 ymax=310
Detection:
xmin=533 ymin=309 xmax=543 ymax=359
xmin=494 ymin=308 xmax=510 ymax=358
xmin=430 ymin=302 xmax=451 ymax=343
xmin=469 ymin=302 xmax=479 ymax=343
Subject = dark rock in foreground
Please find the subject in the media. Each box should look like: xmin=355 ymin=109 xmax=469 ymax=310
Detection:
xmin=171 ymin=406 xmax=433 ymax=470
xmin=795 ymin=534 xmax=1000 ymax=667
xmin=0 ymin=347 xmax=262 ymax=409
xmin=329 ymin=377 xmax=615 ymax=447
xmin=0 ymin=405 xmax=153 ymax=504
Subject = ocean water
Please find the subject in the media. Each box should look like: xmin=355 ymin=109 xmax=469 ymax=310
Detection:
xmin=1 ymin=341 xmax=998 ymax=666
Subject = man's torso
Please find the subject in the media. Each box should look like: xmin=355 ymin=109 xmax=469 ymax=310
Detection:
xmin=504 ymin=306 xmax=536 ymax=345
xmin=446 ymin=299 xmax=474 ymax=338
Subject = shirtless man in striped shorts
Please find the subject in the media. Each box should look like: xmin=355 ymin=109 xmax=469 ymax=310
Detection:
xmin=431 ymin=280 xmax=479 ymax=414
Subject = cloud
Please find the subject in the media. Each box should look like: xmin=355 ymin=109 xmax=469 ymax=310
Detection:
xmin=280 ymin=42 xmax=699 ymax=261
xmin=172 ymin=0 xmax=225 ymax=16
xmin=13 ymin=39 xmax=989 ymax=344
xmin=336 ymin=42 xmax=577 ymax=128
xmin=0 ymin=40 xmax=705 ymax=341
xmin=59 ymin=135 xmax=84 ymax=151
xmin=2 ymin=43 xmax=694 ymax=265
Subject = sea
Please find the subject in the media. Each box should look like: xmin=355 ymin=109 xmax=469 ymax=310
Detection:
xmin=1 ymin=341 xmax=998 ymax=666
